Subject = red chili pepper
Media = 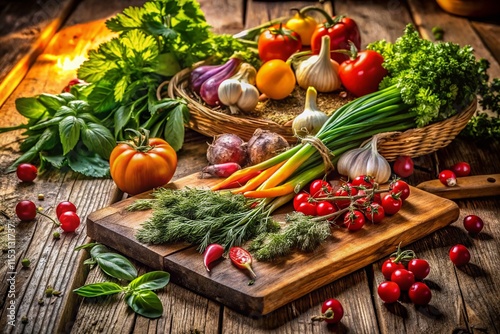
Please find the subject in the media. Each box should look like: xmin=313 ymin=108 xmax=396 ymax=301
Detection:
xmin=203 ymin=243 xmax=225 ymax=272
xmin=229 ymin=247 xmax=256 ymax=279
xmin=301 ymin=7 xmax=361 ymax=64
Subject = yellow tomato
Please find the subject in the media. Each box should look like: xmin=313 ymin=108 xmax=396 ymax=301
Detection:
xmin=256 ymin=59 xmax=296 ymax=100
xmin=285 ymin=11 xmax=318 ymax=46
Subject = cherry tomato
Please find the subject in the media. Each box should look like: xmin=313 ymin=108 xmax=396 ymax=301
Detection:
xmin=293 ymin=192 xmax=317 ymax=216
xmin=285 ymin=9 xmax=317 ymax=46
xmin=256 ymin=59 xmax=296 ymax=100
xmin=408 ymin=282 xmax=432 ymax=305
xmin=320 ymin=298 xmax=344 ymax=324
xmin=391 ymin=269 xmax=415 ymax=291
xmin=109 ymin=129 xmax=177 ymax=196
xmin=334 ymin=182 xmax=358 ymax=209
xmin=309 ymin=179 xmax=332 ymax=198
xmin=463 ymin=215 xmax=484 ymax=234
xmin=339 ymin=48 xmax=388 ymax=97
xmin=16 ymin=200 xmax=37 ymax=221
xmin=449 ymin=244 xmax=470 ymax=266
xmin=344 ymin=210 xmax=365 ymax=231
xmin=390 ymin=180 xmax=410 ymax=202
xmin=451 ymin=161 xmax=471 ymax=177
xmin=439 ymin=169 xmax=457 ymax=187
xmin=59 ymin=211 xmax=80 ymax=232
xmin=16 ymin=163 xmax=38 ymax=182
xmin=316 ymin=201 xmax=337 ymax=219
xmin=310 ymin=15 xmax=361 ymax=64
xmin=381 ymin=258 xmax=406 ymax=280
xmin=351 ymin=175 xmax=375 ymax=189
xmin=257 ymin=24 xmax=302 ymax=62
xmin=377 ymin=281 xmax=401 ymax=303
xmin=407 ymin=258 xmax=430 ymax=280
xmin=393 ymin=156 xmax=414 ymax=178
xmin=56 ymin=201 xmax=77 ymax=219
xmin=381 ymin=193 xmax=402 ymax=215
xmin=364 ymin=202 xmax=385 ymax=223
xmin=293 ymin=192 xmax=313 ymax=210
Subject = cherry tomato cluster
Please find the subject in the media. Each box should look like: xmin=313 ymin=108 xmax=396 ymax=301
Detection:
xmin=438 ymin=161 xmax=471 ymax=187
xmin=292 ymin=175 xmax=410 ymax=231
xmin=15 ymin=199 xmax=80 ymax=233
xmin=377 ymin=246 xmax=432 ymax=306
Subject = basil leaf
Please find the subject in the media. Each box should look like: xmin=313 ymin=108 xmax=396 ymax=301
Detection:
xmin=128 ymin=271 xmax=170 ymax=291
xmin=55 ymin=105 xmax=77 ymax=117
xmin=86 ymin=81 xmax=119 ymax=113
xmin=83 ymin=258 xmax=97 ymax=266
xmin=163 ymin=104 xmax=186 ymax=151
xmin=81 ymin=122 xmax=115 ymax=159
xmin=67 ymin=150 xmax=110 ymax=178
xmin=68 ymin=100 xmax=93 ymax=114
xmin=95 ymin=252 xmax=138 ymax=281
xmin=148 ymin=98 xmax=180 ymax=115
xmin=114 ymin=105 xmax=133 ymax=138
xmin=38 ymin=93 xmax=67 ymax=111
xmin=29 ymin=116 xmax=63 ymax=131
xmin=59 ymin=116 xmax=82 ymax=154
xmin=89 ymin=244 xmax=108 ymax=257
xmin=15 ymin=97 xmax=48 ymax=119
xmin=125 ymin=290 xmax=163 ymax=318
xmin=58 ymin=92 xmax=77 ymax=103
xmin=75 ymin=242 xmax=101 ymax=251
xmin=73 ymin=282 xmax=123 ymax=297
xmin=39 ymin=154 xmax=66 ymax=170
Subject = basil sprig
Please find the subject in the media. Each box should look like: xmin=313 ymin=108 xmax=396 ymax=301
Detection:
xmin=74 ymin=243 xmax=170 ymax=318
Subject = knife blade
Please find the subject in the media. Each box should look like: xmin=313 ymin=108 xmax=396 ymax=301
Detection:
xmin=416 ymin=174 xmax=500 ymax=199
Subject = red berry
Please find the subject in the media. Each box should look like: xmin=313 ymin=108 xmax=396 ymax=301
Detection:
xmin=463 ymin=215 xmax=484 ymax=234
xmin=59 ymin=211 xmax=80 ymax=232
xmin=408 ymin=282 xmax=432 ymax=305
xmin=16 ymin=163 xmax=38 ymax=182
xmin=56 ymin=201 xmax=77 ymax=219
xmin=16 ymin=200 xmax=37 ymax=221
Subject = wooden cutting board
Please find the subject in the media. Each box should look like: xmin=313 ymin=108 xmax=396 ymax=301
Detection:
xmin=86 ymin=173 xmax=459 ymax=316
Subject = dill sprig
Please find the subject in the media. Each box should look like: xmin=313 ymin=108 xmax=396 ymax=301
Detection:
xmin=134 ymin=187 xmax=280 ymax=251
xmin=249 ymin=212 xmax=331 ymax=261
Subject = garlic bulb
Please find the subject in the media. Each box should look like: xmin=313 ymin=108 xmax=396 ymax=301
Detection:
xmin=294 ymin=35 xmax=341 ymax=93
xmin=218 ymin=63 xmax=259 ymax=114
xmin=292 ymin=86 xmax=329 ymax=137
xmin=336 ymin=136 xmax=392 ymax=183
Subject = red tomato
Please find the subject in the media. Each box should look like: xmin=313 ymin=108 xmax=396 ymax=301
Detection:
xmin=451 ymin=161 xmax=471 ymax=177
xmin=390 ymin=180 xmax=410 ymax=201
xmin=344 ymin=210 xmax=365 ymax=231
xmin=364 ymin=202 xmax=385 ymax=223
xmin=293 ymin=192 xmax=317 ymax=216
xmin=449 ymin=244 xmax=471 ymax=266
xmin=439 ymin=169 xmax=457 ymax=187
xmin=293 ymin=192 xmax=313 ymax=210
xmin=377 ymin=281 xmax=401 ymax=303
xmin=258 ymin=25 xmax=302 ymax=62
xmin=320 ymin=298 xmax=344 ymax=324
xmin=393 ymin=156 xmax=414 ymax=178
xmin=408 ymin=282 xmax=432 ymax=305
xmin=407 ymin=258 xmax=430 ymax=280
xmin=310 ymin=16 xmax=361 ymax=64
xmin=56 ymin=201 xmax=77 ymax=219
xmin=381 ymin=258 xmax=406 ymax=280
xmin=109 ymin=130 xmax=177 ymax=196
xmin=310 ymin=179 xmax=333 ymax=198
xmin=463 ymin=215 xmax=484 ymax=234
xmin=381 ymin=193 xmax=402 ymax=215
xmin=334 ymin=182 xmax=358 ymax=209
xmin=351 ymin=175 xmax=375 ymax=189
xmin=59 ymin=211 xmax=80 ymax=232
xmin=316 ymin=201 xmax=337 ymax=219
xmin=339 ymin=49 xmax=388 ymax=97
xmin=391 ymin=269 xmax=415 ymax=291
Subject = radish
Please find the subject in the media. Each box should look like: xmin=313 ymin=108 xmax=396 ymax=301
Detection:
xmin=206 ymin=133 xmax=247 ymax=166
xmin=202 ymin=162 xmax=241 ymax=178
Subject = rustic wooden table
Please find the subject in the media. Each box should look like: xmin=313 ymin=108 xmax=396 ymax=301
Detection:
xmin=1 ymin=0 xmax=499 ymax=333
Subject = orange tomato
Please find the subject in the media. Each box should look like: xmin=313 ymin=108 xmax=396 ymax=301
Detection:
xmin=256 ymin=59 xmax=296 ymax=100
xmin=109 ymin=130 xmax=177 ymax=195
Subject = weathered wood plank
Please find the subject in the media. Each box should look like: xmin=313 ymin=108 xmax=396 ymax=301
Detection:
xmin=0 ymin=0 xmax=77 ymax=108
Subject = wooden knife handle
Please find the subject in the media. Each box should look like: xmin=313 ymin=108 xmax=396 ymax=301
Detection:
xmin=416 ymin=174 xmax=500 ymax=199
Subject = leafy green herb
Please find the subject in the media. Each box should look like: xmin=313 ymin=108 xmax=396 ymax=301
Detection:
xmin=0 ymin=90 xmax=114 ymax=177
xmin=132 ymin=187 xmax=280 ymax=251
xmin=368 ymin=24 xmax=482 ymax=127
xmin=249 ymin=212 xmax=331 ymax=261
xmin=74 ymin=243 xmax=170 ymax=318
xmin=77 ymin=0 xmax=258 ymax=148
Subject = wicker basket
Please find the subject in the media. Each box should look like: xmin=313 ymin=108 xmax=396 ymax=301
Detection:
xmin=167 ymin=67 xmax=477 ymax=162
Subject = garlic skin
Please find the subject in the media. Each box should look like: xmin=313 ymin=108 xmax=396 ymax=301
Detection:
xmin=218 ymin=63 xmax=259 ymax=114
xmin=292 ymin=86 xmax=329 ymax=137
xmin=336 ymin=136 xmax=392 ymax=183
xmin=294 ymin=35 xmax=341 ymax=93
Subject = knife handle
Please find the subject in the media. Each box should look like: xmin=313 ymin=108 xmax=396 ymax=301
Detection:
xmin=416 ymin=174 xmax=500 ymax=199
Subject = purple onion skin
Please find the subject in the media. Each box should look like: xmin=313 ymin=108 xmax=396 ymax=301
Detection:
xmin=200 ymin=58 xmax=242 ymax=106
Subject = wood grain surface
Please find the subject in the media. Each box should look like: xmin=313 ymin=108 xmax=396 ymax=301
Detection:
xmin=417 ymin=174 xmax=500 ymax=199
xmin=0 ymin=0 xmax=499 ymax=333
